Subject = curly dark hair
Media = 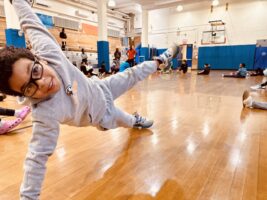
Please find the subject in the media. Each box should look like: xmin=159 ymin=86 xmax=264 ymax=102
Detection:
xmin=0 ymin=46 xmax=35 ymax=96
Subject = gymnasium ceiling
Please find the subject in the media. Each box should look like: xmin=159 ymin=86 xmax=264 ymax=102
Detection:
xmin=85 ymin=0 xmax=250 ymax=14
xmin=106 ymin=0 xmax=209 ymax=11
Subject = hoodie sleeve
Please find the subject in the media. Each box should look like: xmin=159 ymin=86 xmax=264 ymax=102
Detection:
xmin=20 ymin=111 xmax=60 ymax=200
xmin=12 ymin=0 xmax=62 ymax=58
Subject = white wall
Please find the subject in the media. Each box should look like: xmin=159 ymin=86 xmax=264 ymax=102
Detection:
xmin=147 ymin=9 xmax=174 ymax=48
xmin=41 ymin=0 xmax=125 ymax=31
xmin=6 ymin=0 xmax=126 ymax=32
xmin=148 ymin=0 xmax=267 ymax=48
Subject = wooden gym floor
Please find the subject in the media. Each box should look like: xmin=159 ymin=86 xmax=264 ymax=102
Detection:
xmin=0 ymin=70 xmax=267 ymax=200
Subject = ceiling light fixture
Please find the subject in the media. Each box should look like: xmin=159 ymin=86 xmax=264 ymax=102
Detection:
xmin=108 ymin=0 xmax=116 ymax=7
xmin=212 ymin=0 xmax=219 ymax=6
xmin=176 ymin=5 xmax=183 ymax=12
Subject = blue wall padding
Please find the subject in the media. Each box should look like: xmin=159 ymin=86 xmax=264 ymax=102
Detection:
xmin=140 ymin=47 xmax=149 ymax=61
xmin=254 ymin=47 xmax=267 ymax=69
xmin=172 ymin=58 xmax=178 ymax=69
xmin=157 ymin=48 xmax=178 ymax=69
xmin=135 ymin=44 xmax=141 ymax=64
xmin=157 ymin=48 xmax=166 ymax=56
xmin=36 ymin=13 xmax=53 ymax=28
xmin=5 ymin=29 xmax=26 ymax=48
xmin=186 ymin=44 xmax=193 ymax=67
xmin=97 ymin=41 xmax=110 ymax=71
xmin=135 ymin=48 xmax=139 ymax=63
xmin=198 ymin=45 xmax=256 ymax=70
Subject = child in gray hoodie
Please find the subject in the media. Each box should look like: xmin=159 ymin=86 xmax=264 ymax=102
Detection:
xmin=0 ymin=0 xmax=179 ymax=199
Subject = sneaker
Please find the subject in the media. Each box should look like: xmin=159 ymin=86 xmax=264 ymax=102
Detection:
xmin=250 ymin=84 xmax=265 ymax=90
xmin=154 ymin=44 xmax=179 ymax=68
xmin=133 ymin=112 xmax=154 ymax=129
xmin=242 ymin=90 xmax=253 ymax=108
xmin=17 ymin=106 xmax=31 ymax=120
xmin=0 ymin=118 xmax=22 ymax=134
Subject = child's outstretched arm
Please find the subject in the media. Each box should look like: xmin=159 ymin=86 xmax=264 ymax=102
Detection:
xmin=20 ymin=114 xmax=60 ymax=200
xmin=11 ymin=0 xmax=62 ymax=58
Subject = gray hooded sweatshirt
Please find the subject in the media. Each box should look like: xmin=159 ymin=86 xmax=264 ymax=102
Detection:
xmin=13 ymin=1 xmax=107 ymax=199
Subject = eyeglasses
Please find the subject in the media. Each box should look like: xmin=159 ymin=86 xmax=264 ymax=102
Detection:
xmin=21 ymin=60 xmax=43 ymax=97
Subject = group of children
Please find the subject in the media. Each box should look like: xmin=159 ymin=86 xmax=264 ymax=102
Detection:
xmin=0 ymin=1 xmax=266 ymax=199
xmin=159 ymin=60 xmax=211 ymax=75
xmin=219 ymin=62 xmax=267 ymax=110
xmin=149 ymin=55 xmax=267 ymax=112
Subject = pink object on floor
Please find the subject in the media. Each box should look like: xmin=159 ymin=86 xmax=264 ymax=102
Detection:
xmin=17 ymin=106 xmax=31 ymax=120
xmin=0 ymin=118 xmax=22 ymax=134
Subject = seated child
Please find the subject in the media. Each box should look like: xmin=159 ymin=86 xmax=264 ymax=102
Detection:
xmin=80 ymin=61 xmax=97 ymax=77
xmin=197 ymin=63 xmax=210 ymax=75
xmin=222 ymin=63 xmax=247 ymax=78
xmin=248 ymin=67 xmax=264 ymax=76
xmin=98 ymin=61 xmax=108 ymax=78
xmin=110 ymin=59 xmax=120 ymax=74
xmin=178 ymin=59 xmax=188 ymax=74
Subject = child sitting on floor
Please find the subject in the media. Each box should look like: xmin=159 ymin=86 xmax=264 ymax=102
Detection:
xmin=222 ymin=63 xmax=247 ymax=78
xmin=197 ymin=63 xmax=210 ymax=75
